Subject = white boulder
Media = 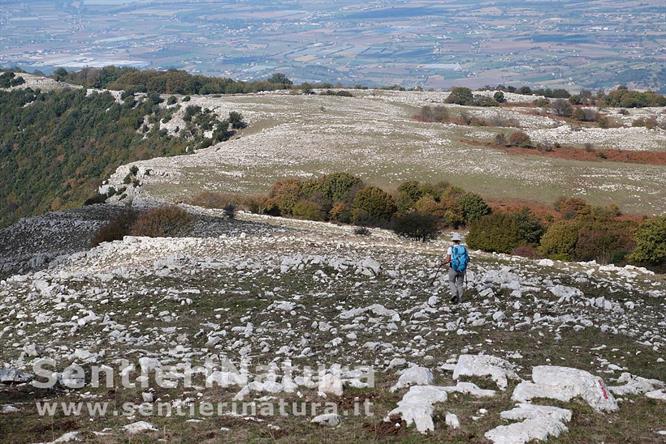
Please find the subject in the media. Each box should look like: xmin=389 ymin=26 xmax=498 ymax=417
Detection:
xmin=452 ymin=354 xmax=519 ymax=391
xmin=512 ymin=366 xmax=618 ymax=412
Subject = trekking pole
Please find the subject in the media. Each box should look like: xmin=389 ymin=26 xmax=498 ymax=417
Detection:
xmin=429 ymin=263 xmax=443 ymax=286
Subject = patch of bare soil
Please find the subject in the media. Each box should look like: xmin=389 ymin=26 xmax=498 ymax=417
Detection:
xmin=465 ymin=138 xmax=666 ymax=166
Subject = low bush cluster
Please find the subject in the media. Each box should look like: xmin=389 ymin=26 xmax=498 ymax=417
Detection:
xmin=130 ymin=206 xmax=193 ymax=237
xmin=445 ymin=87 xmax=501 ymax=107
xmin=91 ymin=206 xmax=192 ymax=246
xmin=418 ymin=106 xmax=519 ymax=128
xmin=466 ymin=209 xmax=544 ymax=254
xmin=539 ymin=207 xmax=637 ymax=263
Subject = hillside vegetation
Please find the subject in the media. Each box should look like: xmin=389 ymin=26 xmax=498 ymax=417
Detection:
xmin=0 ymin=86 xmax=241 ymax=228
xmin=54 ymin=66 xmax=301 ymax=95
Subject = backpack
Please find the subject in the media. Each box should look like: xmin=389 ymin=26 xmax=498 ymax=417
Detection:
xmin=451 ymin=244 xmax=469 ymax=273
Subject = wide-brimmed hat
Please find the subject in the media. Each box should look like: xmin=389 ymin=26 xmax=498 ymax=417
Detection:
xmin=451 ymin=232 xmax=462 ymax=242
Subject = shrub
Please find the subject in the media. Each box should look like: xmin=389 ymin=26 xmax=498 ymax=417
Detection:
xmin=330 ymin=201 xmax=352 ymax=223
xmin=91 ymin=210 xmax=138 ymax=246
xmin=354 ymin=226 xmax=371 ymax=236
xmin=533 ymin=98 xmax=551 ymax=107
xmin=514 ymin=208 xmax=544 ymax=244
xmin=351 ymin=186 xmax=397 ymax=227
xmin=392 ymin=212 xmax=439 ymax=241
xmin=573 ymin=108 xmax=599 ymax=122
xmin=466 ymin=213 xmax=523 ymax=253
xmin=467 ymin=209 xmax=542 ymax=254
xmin=229 ymin=111 xmax=247 ymax=129
xmin=317 ymin=172 xmax=364 ymax=203
xmin=574 ymin=225 xmax=635 ymax=264
xmin=493 ymin=91 xmax=506 ymax=103
xmin=130 ymin=206 xmax=192 ymax=237
xmin=551 ymin=99 xmax=573 ymax=117
xmin=539 ymin=219 xmax=580 ymax=260
xmin=167 ymin=96 xmax=177 ymax=105
xmin=268 ymin=179 xmax=303 ymax=215
xmin=508 ymin=131 xmax=531 ymax=147
xmin=419 ymin=106 xmax=450 ymax=123
xmin=223 ymin=203 xmax=236 ymax=219
xmin=396 ymin=180 xmax=425 ymax=212
xmin=554 ymin=197 xmax=589 ymax=219
xmin=413 ymin=195 xmax=444 ymax=218
xmin=292 ymin=199 xmax=326 ymax=221
xmin=495 ymin=133 xmax=507 ymax=146
xmin=459 ymin=193 xmax=491 ymax=223
xmin=628 ymin=216 xmax=666 ymax=266
xmin=446 ymin=87 xmax=474 ymax=105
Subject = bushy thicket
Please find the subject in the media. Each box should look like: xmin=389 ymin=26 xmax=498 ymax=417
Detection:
xmin=539 ymin=206 xmax=637 ymax=263
xmin=392 ymin=212 xmax=439 ymax=241
xmin=0 ymin=71 xmax=25 ymax=88
xmin=483 ymin=84 xmax=666 ymax=108
xmin=418 ymin=105 xmax=519 ymax=127
xmin=91 ymin=210 xmax=138 ymax=246
xmin=628 ymin=216 xmax=666 ymax=267
xmin=55 ymin=67 xmax=296 ymax=95
xmin=482 ymin=85 xmax=571 ymax=99
xmin=351 ymin=186 xmax=396 ymax=227
xmin=130 ymin=206 xmax=193 ymax=237
xmin=467 ymin=209 xmax=544 ymax=253
xmin=91 ymin=206 xmax=193 ymax=245
xmin=445 ymin=87 xmax=500 ymax=107
xmin=191 ymin=175 xmax=491 ymax=239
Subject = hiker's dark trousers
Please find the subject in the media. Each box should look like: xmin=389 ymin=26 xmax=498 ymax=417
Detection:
xmin=448 ymin=269 xmax=465 ymax=302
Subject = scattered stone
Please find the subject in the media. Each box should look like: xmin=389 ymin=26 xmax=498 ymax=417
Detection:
xmin=311 ymin=413 xmax=341 ymax=426
xmin=123 ymin=421 xmax=158 ymax=434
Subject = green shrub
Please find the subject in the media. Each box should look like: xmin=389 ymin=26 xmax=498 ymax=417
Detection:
xmin=396 ymin=180 xmax=425 ymax=212
xmin=628 ymin=216 xmax=666 ymax=266
xmin=317 ymin=172 xmax=364 ymax=203
xmin=292 ymin=199 xmax=326 ymax=221
xmin=467 ymin=213 xmax=523 ymax=253
xmin=508 ymin=131 xmax=531 ymax=147
xmin=554 ymin=197 xmax=590 ymax=219
xmin=130 ymin=206 xmax=192 ymax=237
xmin=459 ymin=193 xmax=491 ymax=224
xmin=514 ymin=208 xmax=544 ymax=245
xmin=330 ymin=202 xmax=352 ymax=223
xmin=392 ymin=212 xmax=439 ymax=241
xmin=467 ymin=209 xmax=543 ymax=253
xmin=446 ymin=87 xmax=474 ymax=105
xmin=268 ymin=179 xmax=303 ymax=215
xmin=539 ymin=220 xmax=580 ymax=260
xmin=351 ymin=186 xmax=397 ymax=227
xmin=551 ymin=99 xmax=573 ymax=117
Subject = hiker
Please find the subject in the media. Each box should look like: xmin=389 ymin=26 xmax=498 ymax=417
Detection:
xmin=443 ymin=232 xmax=469 ymax=304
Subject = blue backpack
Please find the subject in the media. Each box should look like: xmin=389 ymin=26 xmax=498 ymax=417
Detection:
xmin=451 ymin=244 xmax=469 ymax=273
